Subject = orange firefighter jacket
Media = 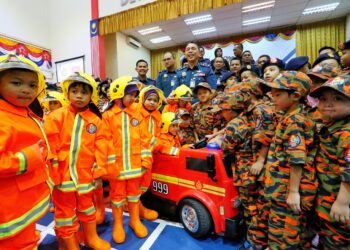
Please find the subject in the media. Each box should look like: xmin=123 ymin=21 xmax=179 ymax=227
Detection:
xmin=0 ymin=99 xmax=50 ymax=240
xmin=153 ymin=132 xmax=181 ymax=156
xmin=103 ymin=103 xmax=152 ymax=180
xmin=44 ymin=105 xmax=109 ymax=193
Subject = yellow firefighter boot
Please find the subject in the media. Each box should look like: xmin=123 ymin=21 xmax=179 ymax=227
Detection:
xmin=82 ymin=221 xmax=111 ymax=250
xmin=62 ymin=234 xmax=80 ymax=250
xmin=94 ymin=186 xmax=106 ymax=225
xmin=112 ymin=206 xmax=126 ymax=243
xmin=139 ymin=201 xmax=158 ymax=221
xmin=128 ymin=202 xmax=148 ymax=238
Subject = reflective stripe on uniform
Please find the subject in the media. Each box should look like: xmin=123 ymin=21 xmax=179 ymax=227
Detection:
xmin=78 ymin=205 xmax=96 ymax=215
xmin=107 ymin=154 xmax=116 ymax=164
xmin=69 ymin=115 xmax=84 ymax=188
xmin=116 ymin=168 xmax=143 ymax=180
xmin=127 ymin=194 xmax=141 ymax=203
xmin=170 ymin=147 xmax=179 ymax=156
xmin=16 ymin=152 xmax=27 ymax=175
xmin=56 ymin=214 xmax=77 ymax=227
xmin=122 ymin=112 xmax=131 ymax=171
xmin=141 ymin=149 xmax=152 ymax=158
xmin=0 ymin=194 xmax=50 ymax=239
xmin=149 ymin=117 xmax=154 ymax=135
xmin=56 ymin=181 xmax=95 ymax=194
xmin=111 ymin=199 xmax=126 ymax=207
xmin=150 ymin=136 xmax=157 ymax=149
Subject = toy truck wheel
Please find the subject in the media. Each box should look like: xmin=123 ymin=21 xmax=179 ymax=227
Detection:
xmin=179 ymin=199 xmax=212 ymax=238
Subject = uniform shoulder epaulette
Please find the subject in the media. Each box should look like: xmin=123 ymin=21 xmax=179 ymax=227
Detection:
xmin=158 ymin=69 xmax=166 ymax=74
xmin=198 ymin=62 xmax=210 ymax=67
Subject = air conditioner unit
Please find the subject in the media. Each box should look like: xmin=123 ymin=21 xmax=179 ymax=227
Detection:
xmin=127 ymin=36 xmax=141 ymax=49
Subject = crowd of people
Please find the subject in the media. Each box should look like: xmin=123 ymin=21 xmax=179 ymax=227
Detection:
xmin=0 ymin=37 xmax=350 ymax=250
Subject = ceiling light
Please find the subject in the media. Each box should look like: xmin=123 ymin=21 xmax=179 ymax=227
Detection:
xmin=150 ymin=36 xmax=171 ymax=44
xmin=138 ymin=26 xmax=162 ymax=35
xmin=184 ymin=14 xmax=212 ymax=25
xmin=242 ymin=1 xmax=275 ymax=13
xmin=303 ymin=2 xmax=339 ymax=15
xmin=192 ymin=27 xmax=216 ymax=36
xmin=243 ymin=16 xmax=271 ymax=26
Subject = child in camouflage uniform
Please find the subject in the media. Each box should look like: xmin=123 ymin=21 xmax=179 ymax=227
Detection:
xmin=309 ymin=75 xmax=350 ymax=250
xmin=176 ymin=108 xmax=197 ymax=146
xmin=221 ymin=92 xmax=258 ymax=227
xmin=190 ymin=82 xmax=221 ymax=140
xmin=248 ymin=71 xmax=318 ymax=250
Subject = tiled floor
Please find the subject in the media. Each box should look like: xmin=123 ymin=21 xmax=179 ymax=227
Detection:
xmin=37 ymin=208 xmax=241 ymax=250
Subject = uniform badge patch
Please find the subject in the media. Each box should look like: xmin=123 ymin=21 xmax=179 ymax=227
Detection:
xmin=288 ymin=135 xmax=301 ymax=147
xmin=164 ymin=73 xmax=168 ymax=78
xmin=182 ymin=71 xmax=187 ymax=77
xmin=344 ymin=149 xmax=350 ymax=163
xmin=86 ymin=123 xmax=97 ymax=134
xmin=131 ymin=118 xmax=139 ymax=127
xmin=198 ymin=73 xmax=205 ymax=76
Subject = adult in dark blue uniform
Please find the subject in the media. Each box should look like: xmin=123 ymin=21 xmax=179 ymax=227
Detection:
xmin=156 ymin=52 xmax=177 ymax=97
xmin=210 ymin=48 xmax=230 ymax=71
xmin=133 ymin=59 xmax=156 ymax=86
xmin=173 ymin=42 xmax=216 ymax=103
xmin=199 ymin=46 xmax=211 ymax=67
xmin=212 ymin=56 xmax=229 ymax=87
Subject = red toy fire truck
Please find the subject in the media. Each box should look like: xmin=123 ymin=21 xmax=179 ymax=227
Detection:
xmin=142 ymin=146 xmax=243 ymax=238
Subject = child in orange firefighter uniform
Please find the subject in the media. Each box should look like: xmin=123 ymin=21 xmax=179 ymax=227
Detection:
xmin=0 ymin=54 xmax=50 ymax=250
xmin=138 ymin=85 xmax=164 ymax=220
xmin=44 ymin=72 xmax=111 ymax=250
xmin=103 ymin=76 xmax=153 ymax=243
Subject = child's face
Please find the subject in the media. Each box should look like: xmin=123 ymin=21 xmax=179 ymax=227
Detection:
xmin=179 ymin=115 xmax=191 ymax=128
xmin=122 ymin=91 xmax=137 ymax=107
xmin=0 ymin=70 xmax=38 ymax=107
xmin=221 ymin=109 xmax=238 ymax=122
xmin=178 ymin=99 xmax=188 ymax=108
xmin=341 ymin=49 xmax=350 ymax=68
xmin=197 ymin=88 xmax=211 ymax=104
xmin=49 ymin=100 xmax=62 ymax=111
xmin=241 ymin=71 xmax=256 ymax=82
xmin=168 ymin=123 xmax=179 ymax=136
xmin=270 ymin=88 xmax=295 ymax=112
xmin=68 ymin=83 xmax=92 ymax=112
xmin=143 ymin=94 xmax=159 ymax=111
xmin=264 ymin=65 xmax=280 ymax=82
xmin=226 ymin=76 xmax=237 ymax=86
xmin=318 ymin=89 xmax=350 ymax=121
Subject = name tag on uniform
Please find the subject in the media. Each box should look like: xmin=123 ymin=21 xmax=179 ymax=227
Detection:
xmin=197 ymin=73 xmax=205 ymax=77
xmin=190 ymin=79 xmax=195 ymax=88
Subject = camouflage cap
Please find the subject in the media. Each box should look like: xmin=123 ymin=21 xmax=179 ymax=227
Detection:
xmin=219 ymin=92 xmax=245 ymax=110
xmin=310 ymin=74 xmax=350 ymax=98
xmin=239 ymin=79 xmax=265 ymax=96
xmin=307 ymin=62 xmax=339 ymax=81
xmin=193 ymin=82 xmax=212 ymax=94
xmin=262 ymin=71 xmax=312 ymax=97
xmin=176 ymin=108 xmax=190 ymax=118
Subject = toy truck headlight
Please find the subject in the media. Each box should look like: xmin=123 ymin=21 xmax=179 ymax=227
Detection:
xmin=233 ymin=198 xmax=241 ymax=208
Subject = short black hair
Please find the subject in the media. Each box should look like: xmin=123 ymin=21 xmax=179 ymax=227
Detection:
xmin=258 ymin=54 xmax=271 ymax=61
xmin=214 ymin=56 xmax=224 ymax=63
xmin=136 ymin=59 xmax=148 ymax=67
xmin=68 ymin=81 xmax=93 ymax=94
xmin=164 ymin=51 xmax=175 ymax=59
xmin=235 ymin=43 xmax=243 ymax=49
xmin=242 ymin=50 xmax=252 ymax=56
xmin=318 ymin=46 xmax=336 ymax=54
xmin=187 ymin=42 xmax=200 ymax=50
xmin=230 ymin=57 xmax=242 ymax=64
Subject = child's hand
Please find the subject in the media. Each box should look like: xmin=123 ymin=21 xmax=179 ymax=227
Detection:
xmin=330 ymin=200 xmax=350 ymax=223
xmin=286 ymin=191 xmax=301 ymax=213
xmin=250 ymin=161 xmax=264 ymax=175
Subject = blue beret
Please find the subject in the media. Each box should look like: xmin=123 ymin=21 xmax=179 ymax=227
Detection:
xmin=220 ymin=71 xmax=236 ymax=83
xmin=285 ymin=56 xmax=309 ymax=71
xmin=312 ymin=52 xmax=340 ymax=68
xmin=239 ymin=64 xmax=260 ymax=76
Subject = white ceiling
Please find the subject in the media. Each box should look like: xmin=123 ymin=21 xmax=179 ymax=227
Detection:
xmin=121 ymin=0 xmax=350 ymax=50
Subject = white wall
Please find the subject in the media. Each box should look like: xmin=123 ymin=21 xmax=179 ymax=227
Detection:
xmin=0 ymin=0 xmax=50 ymax=48
xmin=115 ymin=32 xmax=151 ymax=78
xmin=99 ymin=0 xmax=156 ymax=18
xmin=49 ymin=0 xmax=92 ymax=82
xmin=104 ymin=33 xmax=118 ymax=80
